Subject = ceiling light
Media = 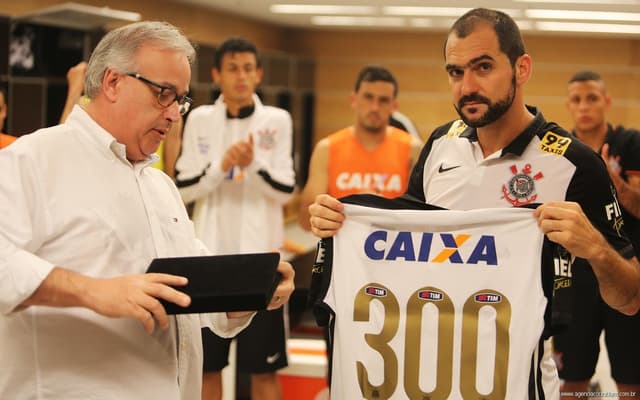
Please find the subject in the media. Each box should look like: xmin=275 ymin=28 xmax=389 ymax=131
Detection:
xmin=514 ymin=20 xmax=535 ymax=30
xmin=516 ymin=0 xmax=638 ymax=4
xmin=383 ymin=6 xmax=471 ymax=17
xmin=270 ymin=4 xmax=375 ymax=15
xmin=311 ymin=16 xmax=405 ymax=27
xmin=384 ymin=6 xmax=523 ymax=19
xmin=409 ymin=18 xmax=434 ymax=28
xmin=526 ymin=9 xmax=640 ymax=21
xmin=535 ymin=21 xmax=640 ymax=34
xmin=15 ymin=2 xmax=140 ymax=30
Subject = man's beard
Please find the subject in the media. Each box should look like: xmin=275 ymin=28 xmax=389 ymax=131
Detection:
xmin=455 ymin=76 xmax=516 ymax=128
xmin=360 ymin=113 xmax=386 ymax=133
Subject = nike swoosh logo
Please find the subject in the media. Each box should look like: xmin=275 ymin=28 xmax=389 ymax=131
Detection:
xmin=438 ymin=164 xmax=461 ymax=173
xmin=266 ymin=353 xmax=280 ymax=364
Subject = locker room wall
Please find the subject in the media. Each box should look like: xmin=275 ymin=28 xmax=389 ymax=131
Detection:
xmin=2 ymin=0 xmax=640 ymax=173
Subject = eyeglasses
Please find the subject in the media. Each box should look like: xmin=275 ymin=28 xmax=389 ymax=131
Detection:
xmin=126 ymin=72 xmax=192 ymax=115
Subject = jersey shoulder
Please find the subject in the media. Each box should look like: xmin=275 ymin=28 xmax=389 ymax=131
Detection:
xmin=186 ymin=104 xmax=217 ymax=118
xmin=611 ymin=125 xmax=640 ymax=146
xmin=327 ymin=127 xmax=354 ymax=146
xmin=340 ymin=193 xmax=445 ymax=211
xmin=261 ymin=105 xmax=293 ymax=121
xmin=387 ymin=126 xmax=413 ymax=144
xmin=534 ymin=123 xmax=604 ymax=170
xmin=429 ymin=120 xmax=469 ymax=142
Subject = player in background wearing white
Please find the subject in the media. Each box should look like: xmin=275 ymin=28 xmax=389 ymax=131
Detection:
xmin=175 ymin=37 xmax=295 ymax=400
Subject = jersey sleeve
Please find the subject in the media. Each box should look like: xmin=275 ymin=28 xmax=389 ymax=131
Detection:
xmin=617 ymin=127 xmax=640 ymax=177
xmin=405 ymin=135 xmax=431 ymax=202
xmin=405 ymin=122 xmax=456 ymax=202
xmin=245 ymin=110 xmax=296 ymax=203
xmin=541 ymin=239 xmax=573 ymax=338
xmin=309 ymin=238 xmax=335 ymax=327
xmin=175 ymin=110 xmax=226 ymax=204
xmin=566 ymin=145 xmax=635 ymax=259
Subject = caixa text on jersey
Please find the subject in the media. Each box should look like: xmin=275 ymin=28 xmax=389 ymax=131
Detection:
xmin=363 ymin=230 xmax=498 ymax=265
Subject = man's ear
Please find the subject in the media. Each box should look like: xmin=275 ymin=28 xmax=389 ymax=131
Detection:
xmin=211 ymin=67 xmax=221 ymax=85
xmin=604 ymin=93 xmax=612 ymax=111
xmin=255 ymin=67 xmax=263 ymax=86
xmin=349 ymin=92 xmax=357 ymax=110
xmin=102 ymin=68 xmax=122 ymax=102
xmin=515 ymin=54 xmax=532 ymax=85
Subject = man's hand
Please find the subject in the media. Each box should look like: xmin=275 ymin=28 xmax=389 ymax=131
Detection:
xmin=67 ymin=61 xmax=87 ymax=100
xmin=534 ymin=201 xmax=606 ymax=260
xmin=267 ymin=260 xmax=295 ymax=311
xmin=221 ymin=134 xmax=254 ymax=172
xmin=83 ymin=273 xmax=190 ymax=334
xmin=23 ymin=268 xmax=190 ymax=335
xmin=308 ymin=194 xmax=345 ymax=238
xmin=601 ymin=143 xmax=625 ymax=189
xmin=535 ymin=201 xmax=640 ymax=315
xmin=601 ymin=143 xmax=640 ymax=219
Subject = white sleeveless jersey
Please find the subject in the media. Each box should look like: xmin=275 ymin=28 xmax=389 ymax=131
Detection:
xmin=312 ymin=196 xmax=568 ymax=400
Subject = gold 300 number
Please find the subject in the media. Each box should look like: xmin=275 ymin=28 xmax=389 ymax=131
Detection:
xmin=353 ymin=284 xmax=511 ymax=400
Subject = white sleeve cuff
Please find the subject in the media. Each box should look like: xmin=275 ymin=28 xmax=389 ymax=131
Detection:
xmin=0 ymin=249 xmax=55 ymax=314
xmin=199 ymin=311 xmax=255 ymax=338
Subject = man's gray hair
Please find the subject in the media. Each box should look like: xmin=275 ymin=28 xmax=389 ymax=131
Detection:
xmin=84 ymin=21 xmax=195 ymax=99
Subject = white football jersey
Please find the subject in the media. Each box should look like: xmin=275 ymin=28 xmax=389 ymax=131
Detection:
xmin=312 ymin=196 xmax=568 ymax=400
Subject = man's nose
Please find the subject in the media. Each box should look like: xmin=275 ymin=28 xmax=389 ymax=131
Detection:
xmin=460 ymin=72 xmax=479 ymax=95
xmin=164 ymin=101 xmax=181 ymax=123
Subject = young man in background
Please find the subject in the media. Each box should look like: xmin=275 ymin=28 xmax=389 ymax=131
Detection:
xmin=175 ymin=37 xmax=295 ymax=400
xmin=554 ymin=70 xmax=640 ymax=399
xmin=298 ymin=65 xmax=422 ymax=230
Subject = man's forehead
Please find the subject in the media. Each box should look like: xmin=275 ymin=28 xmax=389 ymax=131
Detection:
xmin=568 ymin=80 xmax=605 ymax=93
xmin=445 ymin=26 xmax=501 ymax=63
xmin=358 ymin=80 xmax=394 ymax=93
xmin=223 ymin=52 xmax=257 ymax=65
xmin=135 ymin=46 xmax=191 ymax=91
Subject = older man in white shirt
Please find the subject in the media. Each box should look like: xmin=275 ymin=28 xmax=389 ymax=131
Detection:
xmin=0 ymin=21 xmax=294 ymax=400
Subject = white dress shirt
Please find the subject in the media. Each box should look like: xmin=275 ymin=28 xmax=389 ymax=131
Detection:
xmin=0 ymin=106 xmax=251 ymax=399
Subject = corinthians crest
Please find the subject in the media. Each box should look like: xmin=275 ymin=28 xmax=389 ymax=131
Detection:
xmin=256 ymin=129 xmax=277 ymax=150
xmin=501 ymin=164 xmax=544 ymax=206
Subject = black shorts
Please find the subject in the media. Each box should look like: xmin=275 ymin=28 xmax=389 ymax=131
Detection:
xmin=202 ymin=307 xmax=288 ymax=374
xmin=553 ymin=265 xmax=640 ymax=384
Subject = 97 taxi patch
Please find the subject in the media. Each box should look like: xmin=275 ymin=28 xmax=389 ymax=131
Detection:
xmin=539 ymin=131 xmax=571 ymax=156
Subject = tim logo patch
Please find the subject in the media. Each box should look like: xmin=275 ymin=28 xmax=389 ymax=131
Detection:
xmin=475 ymin=293 xmax=502 ymax=303
xmin=418 ymin=290 xmax=444 ymax=301
xmin=365 ymin=286 xmax=387 ymax=298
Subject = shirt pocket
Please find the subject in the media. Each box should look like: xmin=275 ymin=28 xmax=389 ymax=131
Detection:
xmin=157 ymin=216 xmax=200 ymax=258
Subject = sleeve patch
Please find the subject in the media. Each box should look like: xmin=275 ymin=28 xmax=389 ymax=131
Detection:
xmin=312 ymin=240 xmax=326 ymax=273
xmin=539 ymin=132 xmax=572 ymax=156
xmin=445 ymin=120 xmax=468 ymax=138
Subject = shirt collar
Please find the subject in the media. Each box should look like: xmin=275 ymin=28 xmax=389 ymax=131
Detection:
xmin=215 ymin=93 xmax=263 ymax=119
xmin=458 ymin=105 xmax=545 ymax=157
xmin=500 ymin=105 xmax=546 ymax=157
xmin=226 ymin=103 xmax=255 ymax=119
xmin=65 ymin=105 xmax=158 ymax=168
